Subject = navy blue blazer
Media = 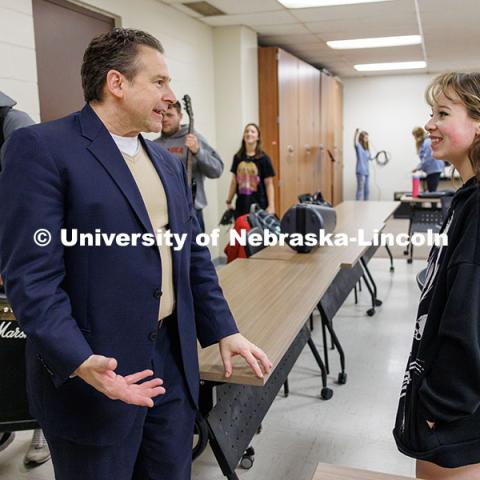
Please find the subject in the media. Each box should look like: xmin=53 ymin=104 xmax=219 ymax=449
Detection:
xmin=0 ymin=105 xmax=238 ymax=446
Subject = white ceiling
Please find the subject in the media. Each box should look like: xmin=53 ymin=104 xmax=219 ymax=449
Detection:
xmin=160 ymin=0 xmax=480 ymax=78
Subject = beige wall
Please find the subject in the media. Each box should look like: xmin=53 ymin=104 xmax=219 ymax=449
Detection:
xmin=213 ymin=25 xmax=259 ymax=253
xmin=0 ymin=0 xmax=40 ymax=121
xmin=343 ymin=73 xmax=437 ymax=202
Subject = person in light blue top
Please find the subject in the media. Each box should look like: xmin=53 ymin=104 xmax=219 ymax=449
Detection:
xmin=354 ymin=128 xmax=371 ymax=200
xmin=412 ymin=126 xmax=445 ymax=192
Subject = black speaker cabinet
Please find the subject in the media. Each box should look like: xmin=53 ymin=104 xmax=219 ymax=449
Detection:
xmin=0 ymin=297 xmax=36 ymax=431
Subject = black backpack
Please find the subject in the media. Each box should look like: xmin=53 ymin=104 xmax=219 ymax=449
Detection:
xmin=247 ymin=205 xmax=281 ymax=236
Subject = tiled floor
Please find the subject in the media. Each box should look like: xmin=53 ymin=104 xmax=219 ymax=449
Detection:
xmin=0 ymin=258 xmax=424 ymax=479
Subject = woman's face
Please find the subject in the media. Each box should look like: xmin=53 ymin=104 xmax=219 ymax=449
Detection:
xmin=425 ymin=89 xmax=480 ymax=164
xmin=244 ymin=125 xmax=259 ymax=145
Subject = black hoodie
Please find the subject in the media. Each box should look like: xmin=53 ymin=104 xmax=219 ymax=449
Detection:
xmin=394 ymin=177 xmax=480 ymax=468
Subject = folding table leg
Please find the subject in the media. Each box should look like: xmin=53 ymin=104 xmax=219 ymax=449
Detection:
xmin=318 ymin=304 xmax=347 ymax=385
xmin=320 ymin=312 xmax=330 ymax=374
xmin=307 ymin=338 xmax=333 ymax=400
xmin=360 ymin=258 xmax=382 ymax=316
xmin=385 ymin=244 xmax=395 ymax=272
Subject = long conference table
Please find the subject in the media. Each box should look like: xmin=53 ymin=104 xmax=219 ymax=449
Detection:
xmin=197 ymin=201 xmax=399 ymax=479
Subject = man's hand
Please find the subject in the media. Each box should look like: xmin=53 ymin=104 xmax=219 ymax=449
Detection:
xmin=219 ymin=333 xmax=273 ymax=379
xmin=426 ymin=420 xmax=435 ymax=430
xmin=266 ymin=205 xmax=275 ymax=215
xmin=75 ymin=354 xmax=165 ymax=407
xmin=185 ymin=134 xmax=200 ymax=155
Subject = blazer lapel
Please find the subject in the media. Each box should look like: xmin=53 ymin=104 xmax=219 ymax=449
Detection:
xmin=79 ymin=105 xmax=154 ymax=235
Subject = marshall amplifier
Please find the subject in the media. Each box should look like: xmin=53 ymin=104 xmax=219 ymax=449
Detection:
xmin=0 ymin=294 xmax=36 ymax=431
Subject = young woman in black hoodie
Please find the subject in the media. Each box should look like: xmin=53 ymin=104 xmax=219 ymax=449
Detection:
xmin=393 ymin=73 xmax=480 ymax=479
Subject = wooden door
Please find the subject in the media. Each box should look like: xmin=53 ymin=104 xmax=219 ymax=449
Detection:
xmin=297 ymin=60 xmax=316 ymax=198
xmin=32 ymin=0 xmax=115 ymax=121
xmin=278 ymin=50 xmax=299 ymax=216
xmin=332 ymin=78 xmax=344 ymax=205
xmin=320 ymin=73 xmax=333 ymax=204
xmin=312 ymin=69 xmax=322 ymax=197
xmin=258 ymin=47 xmax=280 ymax=215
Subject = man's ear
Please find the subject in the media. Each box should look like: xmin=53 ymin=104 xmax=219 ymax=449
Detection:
xmin=105 ymin=69 xmax=126 ymax=99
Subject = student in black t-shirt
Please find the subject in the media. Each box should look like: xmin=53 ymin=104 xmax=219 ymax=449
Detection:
xmin=225 ymin=123 xmax=275 ymax=218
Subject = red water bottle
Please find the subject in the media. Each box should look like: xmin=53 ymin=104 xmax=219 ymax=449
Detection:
xmin=412 ymin=175 xmax=420 ymax=198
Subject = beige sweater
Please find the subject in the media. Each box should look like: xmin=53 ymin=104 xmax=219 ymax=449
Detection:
xmin=122 ymin=145 xmax=174 ymax=320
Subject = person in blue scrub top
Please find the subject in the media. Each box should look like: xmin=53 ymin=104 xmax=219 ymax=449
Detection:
xmin=354 ymin=128 xmax=371 ymax=200
xmin=412 ymin=126 xmax=445 ymax=192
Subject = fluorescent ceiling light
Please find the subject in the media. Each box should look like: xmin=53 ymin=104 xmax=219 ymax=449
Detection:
xmin=327 ymin=35 xmax=422 ymax=50
xmin=278 ymin=0 xmax=392 ymax=8
xmin=354 ymin=61 xmax=427 ymax=72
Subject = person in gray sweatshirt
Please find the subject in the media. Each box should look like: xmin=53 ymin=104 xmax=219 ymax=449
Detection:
xmin=154 ymin=101 xmax=224 ymax=232
xmin=0 ymin=91 xmax=36 ymax=169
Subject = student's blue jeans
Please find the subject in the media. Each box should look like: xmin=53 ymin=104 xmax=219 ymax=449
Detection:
xmin=356 ymin=174 xmax=369 ymax=200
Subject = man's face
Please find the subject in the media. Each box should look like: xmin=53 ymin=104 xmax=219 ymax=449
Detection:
xmin=161 ymin=107 xmax=182 ymax=136
xmin=120 ymin=46 xmax=176 ymax=135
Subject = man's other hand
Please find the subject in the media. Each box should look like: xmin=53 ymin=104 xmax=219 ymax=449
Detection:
xmin=75 ymin=355 xmax=165 ymax=407
xmin=185 ymin=134 xmax=200 ymax=155
xmin=219 ymin=333 xmax=273 ymax=379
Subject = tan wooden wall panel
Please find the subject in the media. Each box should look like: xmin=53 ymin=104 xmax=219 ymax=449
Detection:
xmin=258 ymin=47 xmax=280 ymax=213
xmin=258 ymin=47 xmax=343 ymax=214
xmin=313 ymin=463 xmax=417 ymax=480
xmin=278 ymin=49 xmax=299 ymax=216
xmin=320 ymin=73 xmax=333 ymax=203
xmin=297 ymin=60 xmax=316 ymax=197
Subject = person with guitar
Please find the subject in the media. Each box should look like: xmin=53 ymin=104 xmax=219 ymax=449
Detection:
xmin=155 ymin=100 xmax=223 ymax=232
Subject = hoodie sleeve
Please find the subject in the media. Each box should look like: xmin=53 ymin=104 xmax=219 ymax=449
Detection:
xmin=193 ymin=132 xmax=224 ymax=178
xmin=1 ymin=109 xmax=35 ymax=168
xmin=419 ymin=261 xmax=480 ymax=423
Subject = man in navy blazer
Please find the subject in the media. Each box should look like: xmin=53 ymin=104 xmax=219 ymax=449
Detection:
xmin=0 ymin=28 xmax=271 ymax=480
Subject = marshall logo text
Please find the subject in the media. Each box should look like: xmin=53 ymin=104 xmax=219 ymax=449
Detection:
xmin=0 ymin=321 xmax=26 ymax=339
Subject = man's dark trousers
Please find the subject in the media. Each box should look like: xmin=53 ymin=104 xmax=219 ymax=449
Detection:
xmin=45 ymin=316 xmax=197 ymax=480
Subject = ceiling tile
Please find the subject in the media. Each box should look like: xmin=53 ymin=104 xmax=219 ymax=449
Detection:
xmin=255 ymin=23 xmax=310 ymax=35
xmin=202 ymin=10 xmax=295 ymax=26
xmin=288 ymin=0 xmax=415 ymax=22
xmin=205 ymin=0 xmax=284 ymax=14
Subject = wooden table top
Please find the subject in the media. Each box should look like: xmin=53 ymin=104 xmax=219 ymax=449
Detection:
xmin=251 ymin=201 xmax=398 ymax=268
xmin=198 ymin=201 xmax=399 ymax=384
xmin=198 ymin=256 xmax=340 ymax=385
xmin=400 ymin=194 xmax=442 ymax=204
xmin=312 ymin=463 xmax=418 ymax=480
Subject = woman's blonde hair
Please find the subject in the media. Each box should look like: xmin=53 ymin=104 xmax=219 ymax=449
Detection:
xmin=358 ymin=131 xmax=369 ymax=151
xmin=412 ymin=126 xmax=427 ymax=153
xmin=425 ymin=72 xmax=480 ymax=180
